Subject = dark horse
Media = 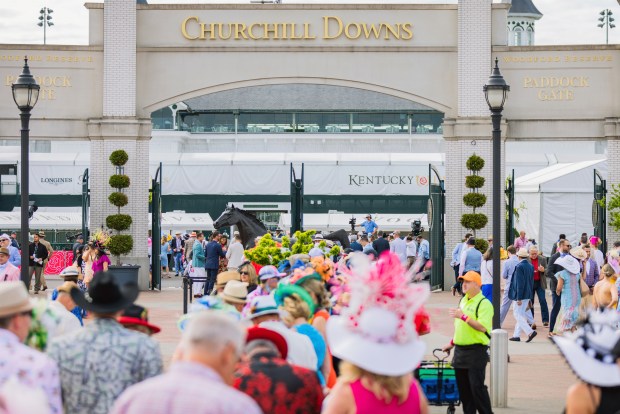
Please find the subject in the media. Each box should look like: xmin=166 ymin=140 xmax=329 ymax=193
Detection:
xmin=213 ymin=205 xmax=267 ymax=249
xmin=324 ymin=229 xmax=351 ymax=249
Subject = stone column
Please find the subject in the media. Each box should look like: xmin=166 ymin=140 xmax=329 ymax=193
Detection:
xmin=90 ymin=0 xmax=151 ymax=289
xmin=605 ymin=119 xmax=620 ymax=247
xmin=443 ymin=0 xmax=506 ymax=287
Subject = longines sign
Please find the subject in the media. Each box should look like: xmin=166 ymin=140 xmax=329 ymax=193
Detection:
xmin=181 ymin=16 xmax=413 ymax=41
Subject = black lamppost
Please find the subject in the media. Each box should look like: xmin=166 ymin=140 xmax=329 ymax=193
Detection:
xmin=12 ymin=58 xmax=40 ymax=286
xmin=484 ymin=58 xmax=509 ymax=330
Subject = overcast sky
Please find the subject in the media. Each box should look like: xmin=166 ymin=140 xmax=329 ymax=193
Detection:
xmin=1 ymin=0 xmax=619 ymax=45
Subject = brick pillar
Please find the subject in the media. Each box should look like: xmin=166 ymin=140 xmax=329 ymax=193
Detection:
xmin=443 ymin=0 xmax=506 ymax=289
xmin=90 ymin=0 xmax=150 ymax=289
xmin=606 ymin=119 xmax=620 ymax=247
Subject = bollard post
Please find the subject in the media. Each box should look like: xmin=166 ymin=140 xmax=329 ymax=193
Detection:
xmin=183 ymin=277 xmax=188 ymax=314
xmin=490 ymin=328 xmax=508 ymax=408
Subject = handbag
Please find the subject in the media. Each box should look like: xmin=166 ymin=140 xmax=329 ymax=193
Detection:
xmin=579 ymin=276 xmax=590 ymax=296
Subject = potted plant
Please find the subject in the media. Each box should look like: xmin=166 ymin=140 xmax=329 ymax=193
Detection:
xmin=106 ymin=149 xmax=140 ymax=285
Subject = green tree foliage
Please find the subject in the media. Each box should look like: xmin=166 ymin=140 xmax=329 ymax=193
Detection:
xmin=109 ymin=150 xmax=129 ymax=166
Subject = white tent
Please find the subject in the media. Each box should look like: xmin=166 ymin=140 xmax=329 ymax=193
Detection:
xmin=514 ymin=159 xmax=606 ymax=256
xmin=0 ymin=211 xmax=214 ymax=233
xmin=278 ymin=213 xmax=428 ymax=233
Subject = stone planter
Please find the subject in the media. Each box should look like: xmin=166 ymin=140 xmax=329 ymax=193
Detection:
xmin=108 ymin=265 xmax=141 ymax=287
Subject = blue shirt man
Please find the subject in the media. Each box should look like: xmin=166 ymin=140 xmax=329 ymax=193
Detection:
xmin=417 ymin=237 xmax=430 ymax=260
xmin=359 ymin=215 xmax=378 ymax=235
xmin=459 ymin=238 xmax=481 ymax=277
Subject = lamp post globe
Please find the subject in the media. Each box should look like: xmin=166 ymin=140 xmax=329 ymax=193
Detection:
xmin=11 ymin=57 xmax=40 ymax=287
xmin=484 ymin=57 xmax=509 ymax=331
xmin=12 ymin=58 xmax=40 ymax=111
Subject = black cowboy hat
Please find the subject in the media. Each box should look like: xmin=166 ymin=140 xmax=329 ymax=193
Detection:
xmin=71 ymin=271 xmax=139 ymax=313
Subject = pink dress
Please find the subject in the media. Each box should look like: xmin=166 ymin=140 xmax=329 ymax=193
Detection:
xmin=92 ymin=254 xmax=111 ymax=273
xmin=350 ymin=379 xmax=421 ymax=414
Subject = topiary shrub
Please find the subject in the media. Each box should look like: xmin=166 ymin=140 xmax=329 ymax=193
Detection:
xmin=462 ymin=154 xmax=488 ymax=237
xmin=474 ymin=238 xmax=489 ymax=253
xmin=109 ymin=174 xmax=130 ymax=189
xmin=108 ymin=234 xmax=134 ymax=257
xmin=106 ymin=214 xmax=133 ymax=231
xmin=109 ymin=150 xmax=129 ymax=166
xmin=106 ymin=149 xmax=133 ymax=265
xmin=108 ymin=192 xmax=128 ymax=207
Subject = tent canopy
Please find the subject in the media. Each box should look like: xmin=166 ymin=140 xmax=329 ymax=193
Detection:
xmin=514 ymin=159 xmax=605 ymax=255
xmin=0 ymin=211 xmax=214 ymax=233
xmin=278 ymin=213 xmax=428 ymax=233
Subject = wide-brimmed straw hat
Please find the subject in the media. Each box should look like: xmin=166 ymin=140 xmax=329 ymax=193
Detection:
xmin=516 ymin=248 xmax=529 ymax=258
xmin=0 ymin=282 xmax=33 ymax=318
xmin=570 ymin=246 xmax=588 ymax=261
xmin=326 ymin=252 xmax=429 ymax=376
xmin=71 ymin=271 xmax=138 ymax=314
xmin=552 ymin=310 xmax=620 ymax=387
xmin=555 ymin=255 xmax=580 ymax=274
xmin=118 ymin=304 xmax=161 ymax=334
xmin=218 ymin=280 xmax=248 ymax=304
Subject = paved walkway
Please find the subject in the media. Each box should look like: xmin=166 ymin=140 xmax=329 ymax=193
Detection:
xmin=42 ymin=276 xmax=574 ymax=413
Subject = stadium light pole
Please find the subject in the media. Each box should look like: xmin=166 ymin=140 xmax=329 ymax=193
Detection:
xmin=37 ymin=7 xmax=54 ymax=45
xmin=12 ymin=58 xmax=40 ymax=286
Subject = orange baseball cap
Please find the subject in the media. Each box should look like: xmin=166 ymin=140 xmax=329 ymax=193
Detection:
xmin=458 ymin=271 xmax=482 ymax=286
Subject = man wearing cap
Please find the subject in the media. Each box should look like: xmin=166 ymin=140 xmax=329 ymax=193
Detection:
xmin=242 ymin=265 xmax=285 ymax=316
xmin=508 ymin=248 xmax=537 ymax=342
xmin=246 ymin=295 xmax=318 ymax=371
xmin=0 ymin=234 xmax=20 ymax=267
xmin=0 ymin=247 xmax=20 ymax=282
xmin=48 ymin=271 xmax=163 ymax=414
xmin=170 ymin=231 xmax=185 ymax=276
xmin=111 ymin=312 xmax=261 ymax=414
xmin=37 ymin=230 xmax=54 ymax=269
xmin=0 ymin=282 xmax=62 ymax=414
xmin=357 ymin=214 xmax=378 ymax=236
xmin=442 ymin=271 xmax=493 ymax=414
xmin=234 ymin=326 xmax=323 ymax=414
xmin=28 ymin=233 xmax=49 ymax=293
xmin=9 ymin=231 xmax=19 ymax=249
xmin=118 ymin=304 xmax=161 ymax=336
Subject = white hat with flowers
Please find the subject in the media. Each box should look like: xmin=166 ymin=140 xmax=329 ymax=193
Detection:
xmin=326 ymin=252 xmax=429 ymax=376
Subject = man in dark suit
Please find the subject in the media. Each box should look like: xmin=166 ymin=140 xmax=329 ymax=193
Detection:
xmin=170 ymin=231 xmax=185 ymax=276
xmin=372 ymin=232 xmax=390 ymax=256
xmin=508 ymin=248 xmax=536 ymax=342
xmin=526 ymin=245 xmax=548 ymax=327
xmin=28 ymin=233 xmax=49 ymax=293
xmin=545 ymin=238 xmax=569 ymax=332
xmin=204 ymin=231 xmax=226 ymax=295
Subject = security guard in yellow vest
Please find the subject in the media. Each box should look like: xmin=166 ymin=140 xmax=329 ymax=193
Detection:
xmin=442 ymin=271 xmax=494 ymax=414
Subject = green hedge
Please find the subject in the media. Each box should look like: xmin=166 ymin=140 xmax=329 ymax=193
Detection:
xmin=461 ymin=213 xmax=488 ymax=231
xmin=106 ymin=214 xmax=133 ymax=231
xmin=463 ymin=193 xmax=487 ymax=208
xmin=108 ymin=234 xmax=133 ymax=256
xmin=108 ymin=192 xmax=128 ymax=207
xmin=109 ymin=150 xmax=129 ymax=166
xmin=109 ymin=174 xmax=130 ymax=189
xmin=465 ymin=175 xmax=485 ymax=189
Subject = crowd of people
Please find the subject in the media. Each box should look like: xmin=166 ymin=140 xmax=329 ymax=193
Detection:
xmin=1 ymin=222 xmax=620 ymax=414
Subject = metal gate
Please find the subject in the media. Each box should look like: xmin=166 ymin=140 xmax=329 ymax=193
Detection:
xmin=428 ymin=164 xmax=445 ymax=291
xmin=81 ymin=168 xmax=90 ymax=241
xmin=151 ymin=163 xmax=162 ymax=291
xmin=505 ymin=169 xmax=515 ymax=248
xmin=593 ymin=169 xmax=607 ymax=253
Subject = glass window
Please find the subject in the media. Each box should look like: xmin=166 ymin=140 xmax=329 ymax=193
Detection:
xmin=351 ymin=113 xmax=408 ymax=133
xmin=151 ymin=107 xmax=173 ymax=130
xmin=238 ymin=113 xmax=293 ymax=133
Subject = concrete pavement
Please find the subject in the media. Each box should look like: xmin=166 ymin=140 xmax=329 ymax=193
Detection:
xmin=42 ymin=276 xmax=574 ymax=413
